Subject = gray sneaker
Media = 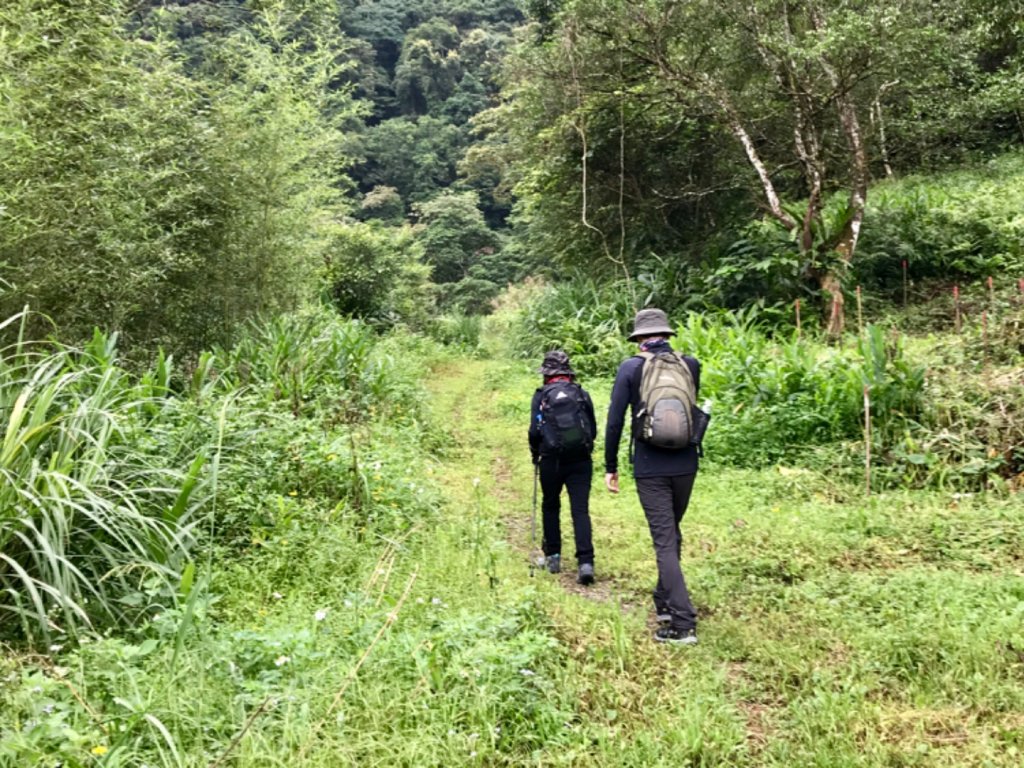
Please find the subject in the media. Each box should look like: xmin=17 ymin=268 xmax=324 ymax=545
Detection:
xmin=577 ymin=563 xmax=595 ymax=585
xmin=545 ymin=554 xmax=561 ymax=574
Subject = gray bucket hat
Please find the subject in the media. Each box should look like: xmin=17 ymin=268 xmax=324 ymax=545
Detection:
xmin=538 ymin=349 xmax=574 ymax=376
xmin=628 ymin=308 xmax=675 ymax=341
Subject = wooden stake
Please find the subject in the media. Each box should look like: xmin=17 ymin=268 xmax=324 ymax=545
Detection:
xmin=902 ymin=259 xmax=908 ymax=307
xmin=795 ymin=298 xmax=802 ymax=339
xmin=953 ymin=284 xmax=961 ymax=333
xmin=987 ymin=275 xmax=995 ymax=309
xmin=856 ymin=285 xmax=864 ymax=336
xmin=863 ymin=386 xmax=872 ymax=497
xmin=982 ymin=310 xmax=989 ymax=367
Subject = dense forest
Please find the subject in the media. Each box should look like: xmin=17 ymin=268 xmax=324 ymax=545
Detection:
xmin=4 ymin=0 xmax=1021 ymax=355
xmin=2 ymin=1 xmax=1023 ymax=766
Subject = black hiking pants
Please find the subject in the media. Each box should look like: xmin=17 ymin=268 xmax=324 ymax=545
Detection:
xmin=635 ymin=473 xmax=697 ymax=631
xmin=538 ymin=455 xmax=594 ymax=565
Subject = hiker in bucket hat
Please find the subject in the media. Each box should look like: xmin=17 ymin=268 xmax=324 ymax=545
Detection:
xmin=528 ymin=350 xmax=598 ymax=584
xmin=604 ymin=309 xmax=703 ymax=645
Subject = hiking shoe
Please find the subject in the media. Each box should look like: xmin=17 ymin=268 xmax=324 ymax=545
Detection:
xmin=655 ymin=602 xmax=671 ymax=623
xmin=545 ymin=554 xmax=561 ymax=574
xmin=577 ymin=563 xmax=595 ymax=585
xmin=654 ymin=626 xmax=698 ymax=645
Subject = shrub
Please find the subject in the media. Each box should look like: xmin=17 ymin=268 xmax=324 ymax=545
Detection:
xmin=855 ymin=153 xmax=1024 ymax=294
xmin=427 ymin=313 xmax=484 ymax=353
xmin=320 ymin=222 xmax=433 ymax=327
xmin=207 ymin=310 xmax=441 ymax=544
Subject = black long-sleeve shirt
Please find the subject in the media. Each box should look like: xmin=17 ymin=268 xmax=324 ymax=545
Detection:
xmin=604 ymin=339 xmax=701 ymax=478
xmin=528 ymin=381 xmax=598 ymax=462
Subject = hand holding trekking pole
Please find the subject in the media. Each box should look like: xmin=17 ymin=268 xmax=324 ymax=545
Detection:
xmin=604 ymin=472 xmax=619 ymax=494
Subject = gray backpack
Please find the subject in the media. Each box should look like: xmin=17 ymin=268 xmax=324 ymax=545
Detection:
xmin=634 ymin=351 xmax=696 ymax=449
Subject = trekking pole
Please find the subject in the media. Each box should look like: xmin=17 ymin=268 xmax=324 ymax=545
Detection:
xmin=529 ymin=463 xmax=539 ymax=577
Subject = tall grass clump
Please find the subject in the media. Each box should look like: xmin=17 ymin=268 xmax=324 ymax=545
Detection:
xmin=890 ymin=291 xmax=1024 ymax=490
xmin=426 ymin=313 xmax=484 ymax=355
xmin=0 ymin=307 xmax=440 ymax=645
xmin=511 ymin=278 xmax=636 ymax=375
xmin=212 ymin=308 xmax=434 ymax=424
xmin=0 ymin=314 xmax=205 ymax=644
xmin=680 ymin=310 xmax=926 ymax=476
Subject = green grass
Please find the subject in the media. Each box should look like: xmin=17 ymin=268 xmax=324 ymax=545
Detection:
xmin=1 ymin=320 xmax=1022 ymax=766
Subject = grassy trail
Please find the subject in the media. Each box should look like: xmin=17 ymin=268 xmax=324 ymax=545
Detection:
xmin=3 ymin=340 xmax=1018 ymax=767
xmin=425 ymin=354 xmax=771 ymax=763
xmin=424 ymin=352 xmax=1024 ymax=767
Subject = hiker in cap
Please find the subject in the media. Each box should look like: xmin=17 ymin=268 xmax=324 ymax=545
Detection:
xmin=529 ymin=350 xmax=598 ymax=585
xmin=604 ymin=308 xmax=702 ymax=644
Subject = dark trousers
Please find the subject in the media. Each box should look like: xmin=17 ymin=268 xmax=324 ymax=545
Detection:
xmin=635 ymin=474 xmax=697 ymax=631
xmin=538 ymin=455 xmax=594 ymax=565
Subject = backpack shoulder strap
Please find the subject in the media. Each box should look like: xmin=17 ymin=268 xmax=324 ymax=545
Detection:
xmin=675 ymin=352 xmax=695 ymax=383
xmin=633 ymin=351 xmax=653 ymax=382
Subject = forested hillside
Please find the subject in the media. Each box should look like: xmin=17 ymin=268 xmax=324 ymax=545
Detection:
xmin=1 ymin=1 xmax=1023 ymax=766
xmin=0 ymin=0 xmax=526 ymax=354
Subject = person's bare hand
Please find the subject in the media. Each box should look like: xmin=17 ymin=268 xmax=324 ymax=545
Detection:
xmin=604 ymin=472 xmax=619 ymax=494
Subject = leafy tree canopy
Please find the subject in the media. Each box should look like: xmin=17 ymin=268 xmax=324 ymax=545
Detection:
xmin=351 ymin=116 xmax=464 ymax=205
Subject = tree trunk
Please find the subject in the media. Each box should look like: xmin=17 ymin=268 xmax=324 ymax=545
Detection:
xmin=808 ymin=7 xmax=869 ymax=339
xmin=873 ymin=81 xmax=899 ymax=179
xmin=810 ymin=7 xmax=869 ymax=267
xmin=713 ymin=88 xmax=797 ymax=230
xmin=822 ymin=270 xmax=845 ymax=338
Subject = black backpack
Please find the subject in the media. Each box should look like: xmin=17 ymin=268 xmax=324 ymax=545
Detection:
xmin=537 ymin=382 xmax=593 ymax=455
